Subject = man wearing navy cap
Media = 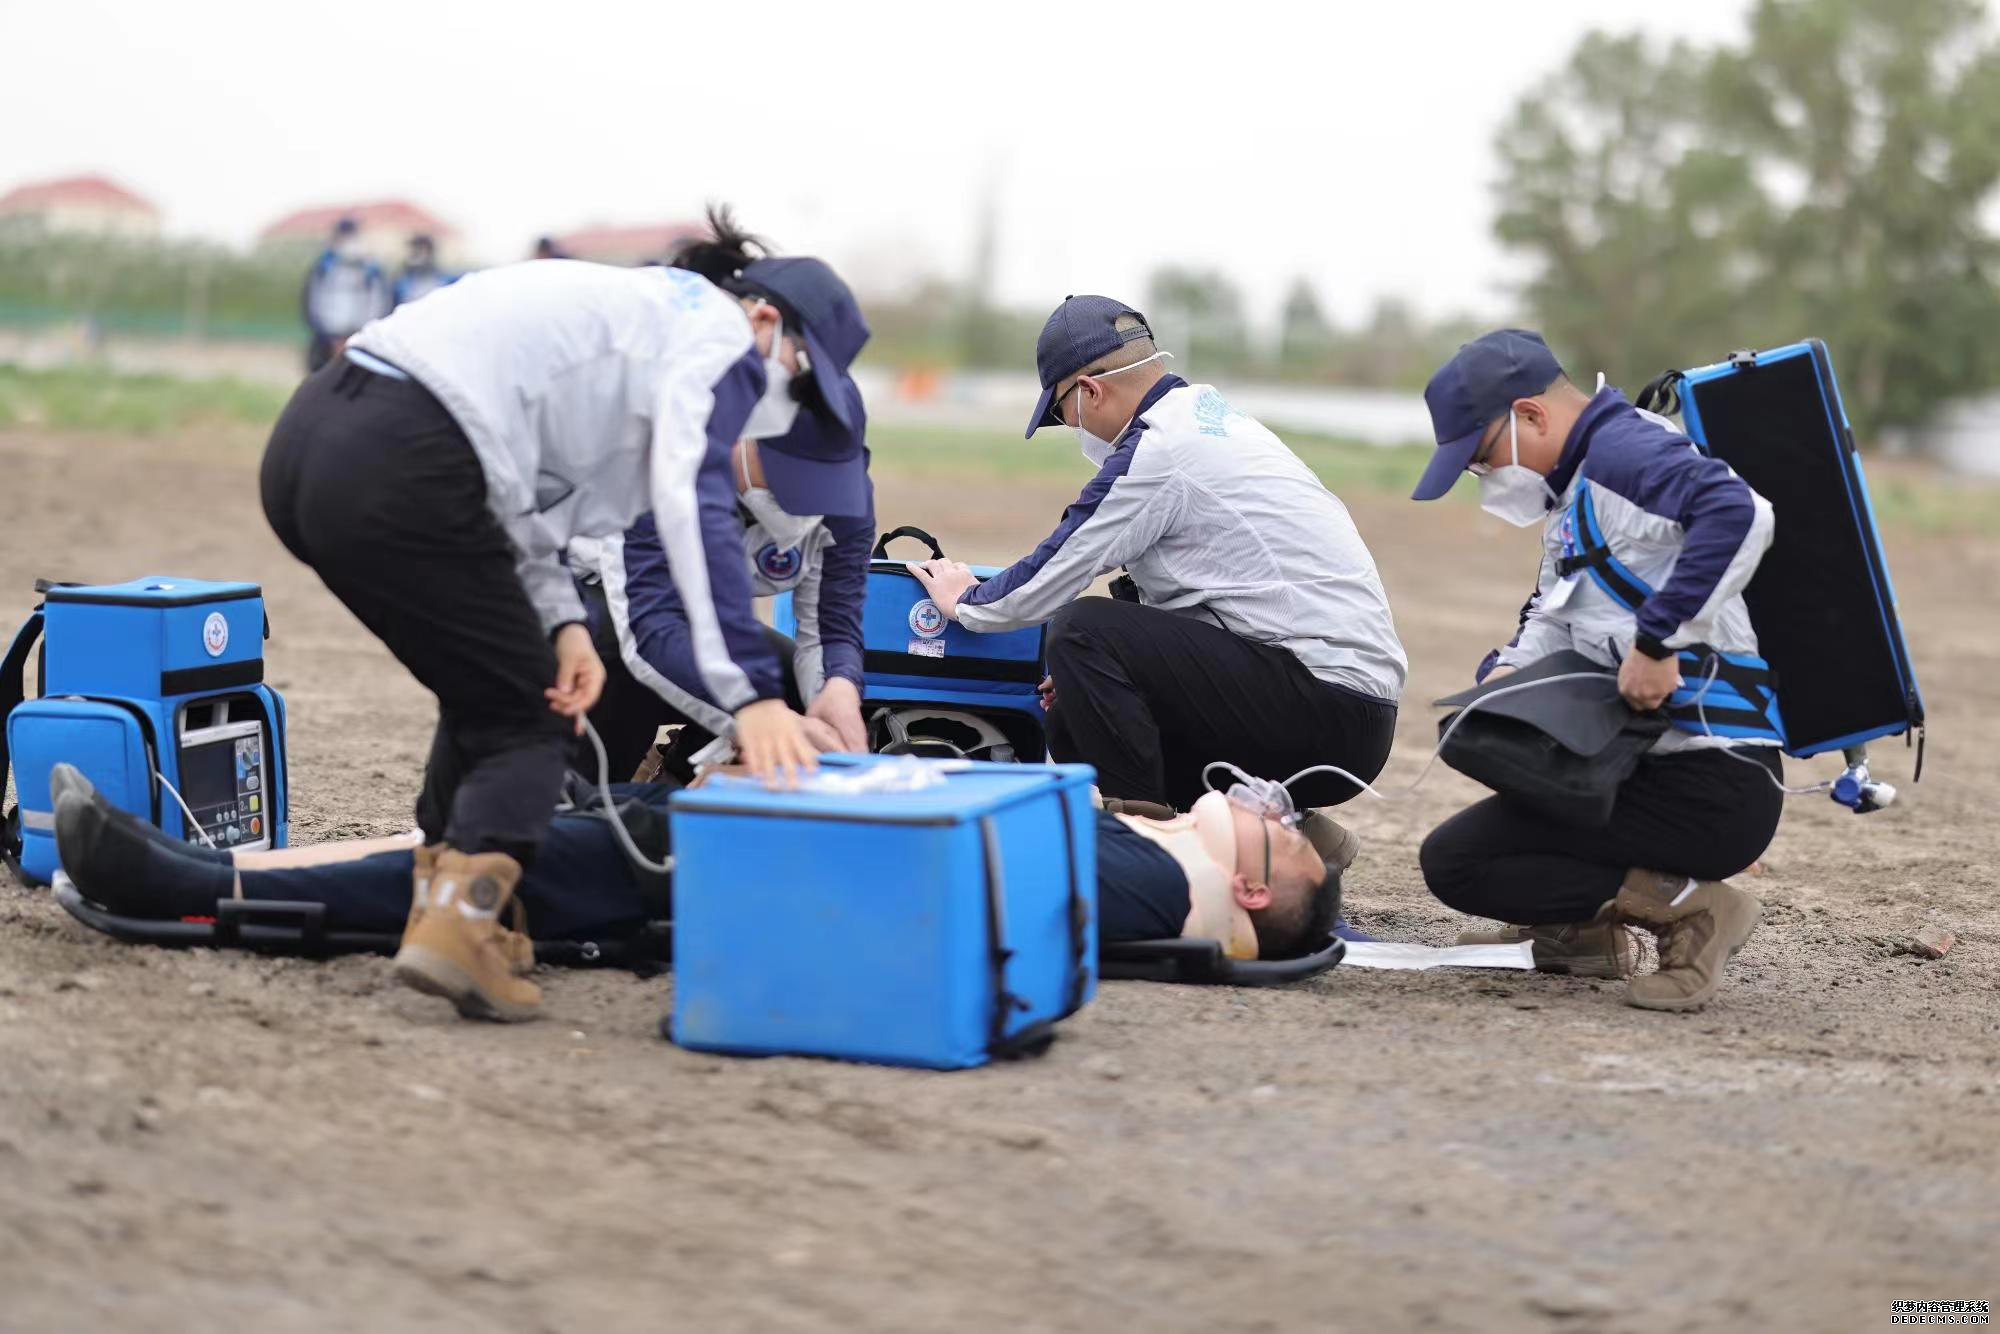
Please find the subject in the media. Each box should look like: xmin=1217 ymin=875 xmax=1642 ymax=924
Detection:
xmin=572 ymin=250 xmax=878 ymax=778
xmin=911 ymin=296 xmax=1407 ymax=820
xmin=1411 ymin=329 xmax=1783 ymax=1012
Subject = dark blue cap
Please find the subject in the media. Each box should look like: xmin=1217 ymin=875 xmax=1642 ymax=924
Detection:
xmin=739 ymin=255 xmax=873 ymax=518
xmin=1026 ymin=295 xmax=1152 ymax=439
xmin=1413 ymin=328 xmax=1563 ymax=501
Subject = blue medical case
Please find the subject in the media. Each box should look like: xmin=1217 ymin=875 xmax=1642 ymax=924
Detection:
xmin=1652 ymin=341 xmax=1924 ymax=759
xmin=666 ymin=755 xmax=1097 ymax=1069
xmin=772 ymin=526 xmax=1049 ymax=758
xmin=3 ymin=576 xmax=289 ymax=884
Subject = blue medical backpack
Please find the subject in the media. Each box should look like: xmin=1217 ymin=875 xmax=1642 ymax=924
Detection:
xmin=773 ymin=525 xmax=1049 ymax=761
xmin=2 ymin=576 xmax=290 ymax=885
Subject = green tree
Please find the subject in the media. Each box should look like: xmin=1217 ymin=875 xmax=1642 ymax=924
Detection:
xmin=1277 ymin=277 xmax=1336 ymax=377
xmin=1493 ymin=0 xmax=2000 ymax=437
xmin=1145 ymin=266 xmax=1252 ymax=377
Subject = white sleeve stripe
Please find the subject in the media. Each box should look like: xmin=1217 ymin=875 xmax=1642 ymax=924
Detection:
xmin=596 ymin=534 xmax=733 ymax=734
xmin=958 ymin=477 xmax=1149 ymax=630
xmin=649 ymin=352 xmax=757 ymax=714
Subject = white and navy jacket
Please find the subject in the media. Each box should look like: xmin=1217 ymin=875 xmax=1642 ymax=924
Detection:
xmin=1494 ymin=388 xmax=1778 ymax=750
xmin=349 ymin=259 xmax=780 ymax=717
xmin=957 ymin=375 xmax=1407 ymax=703
xmin=567 ymin=475 xmax=873 ymax=736
xmin=302 ymin=249 xmax=390 ymax=338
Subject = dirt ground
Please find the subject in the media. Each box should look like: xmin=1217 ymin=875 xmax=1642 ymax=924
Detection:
xmin=1 ymin=426 xmax=1994 ymax=1334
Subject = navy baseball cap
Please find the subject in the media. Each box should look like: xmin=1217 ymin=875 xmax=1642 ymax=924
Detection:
xmin=1413 ymin=328 xmax=1564 ymax=501
xmin=1025 ymin=295 xmax=1153 ymax=439
xmin=739 ymin=256 xmax=873 ymax=517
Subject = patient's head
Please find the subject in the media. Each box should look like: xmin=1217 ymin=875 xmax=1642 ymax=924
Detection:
xmin=1183 ymin=793 xmax=1340 ymax=959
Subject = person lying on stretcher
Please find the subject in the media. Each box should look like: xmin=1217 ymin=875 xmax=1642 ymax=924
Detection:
xmin=46 ymin=764 xmax=1348 ymax=1021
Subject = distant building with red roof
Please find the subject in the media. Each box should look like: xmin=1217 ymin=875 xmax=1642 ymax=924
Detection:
xmin=0 ymin=174 xmax=161 ymax=240
xmin=551 ymin=221 xmax=705 ymax=266
xmin=258 ymin=199 xmax=461 ymax=265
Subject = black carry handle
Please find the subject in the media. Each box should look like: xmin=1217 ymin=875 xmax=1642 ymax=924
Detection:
xmin=872 ymin=526 xmax=946 ymax=561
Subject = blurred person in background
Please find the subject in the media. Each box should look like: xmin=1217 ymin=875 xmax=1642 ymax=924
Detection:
xmin=532 ymin=235 xmax=569 ymax=260
xmin=301 ymin=217 xmax=390 ymax=372
xmin=391 ymin=233 xmax=457 ymax=307
xmin=568 ymin=210 xmax=876 ymax=779
xmin=259 ymin=220 xmax=858 ymax=1023
xmin=911 ymin=296 xmax=1407 ymax=838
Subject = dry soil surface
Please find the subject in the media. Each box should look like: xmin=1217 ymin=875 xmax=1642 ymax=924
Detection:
xmin=1 ymin=428 xmax=1994 ymax=1333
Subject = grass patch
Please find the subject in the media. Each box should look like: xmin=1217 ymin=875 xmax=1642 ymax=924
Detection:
xmin=0 ymin=363 xmax=288 ymax=435
xmin=868 ymin=421 xmax=2000 ymax=536
xmin=867 ymin=421 xmax=1453 ymax=504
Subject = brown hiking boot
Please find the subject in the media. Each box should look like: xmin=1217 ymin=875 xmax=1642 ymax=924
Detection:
xmin=1297 ymin=809 xmax=1361 ymax=873
xmin=406 ymin=844 xmax=531 ymax=975
xmin=1455 ymin=903 xmax=1634 ymax=979
xmin=1613 ymin=869 xmax=1762 ymax=1012
xmin=392 ymin=849 xmax=541 ymax=1022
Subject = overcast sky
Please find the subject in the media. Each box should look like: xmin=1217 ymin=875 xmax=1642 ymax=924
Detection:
xmin=2 ymin=0 xmax=1752 ymax=327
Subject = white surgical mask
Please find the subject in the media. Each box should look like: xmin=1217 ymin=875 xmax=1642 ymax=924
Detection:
xmin=1473 ymin=410 xmax=1556 ymax=527
xmin=334 ymin=237 xmax=362 ymax=261
xmin=742 ymin=305 xmax=802 ymax=440
xmin=1069 ymin=350 xmax=1173 ymax=466
xmin=738 ymin=446 xmax=822 ymax=551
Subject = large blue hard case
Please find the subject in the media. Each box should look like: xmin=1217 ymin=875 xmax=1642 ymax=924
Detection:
xmin=1648 ymin=341 xmax=1925 ymax=760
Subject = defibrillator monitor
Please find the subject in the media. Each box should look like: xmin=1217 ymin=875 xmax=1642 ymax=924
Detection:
xmin=176 ymin=704 xmax=270 ymax=851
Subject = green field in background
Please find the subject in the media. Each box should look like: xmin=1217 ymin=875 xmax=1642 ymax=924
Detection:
xmin=1 ymin=363 xmax=1992 ymax=535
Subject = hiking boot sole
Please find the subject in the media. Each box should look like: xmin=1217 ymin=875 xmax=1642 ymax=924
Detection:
xmin=1626 ymin=899 xmax=1763 ymax=1012
xmin=393 ymin=945 xmax=540 ymax=1023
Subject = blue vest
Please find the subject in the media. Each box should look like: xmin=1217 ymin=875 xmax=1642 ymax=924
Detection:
xmin=1559 ymin=482 xmax=1788 ymax=745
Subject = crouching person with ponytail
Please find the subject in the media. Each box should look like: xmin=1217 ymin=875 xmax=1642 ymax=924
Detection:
xmin=1408 ymin=330 xmax=1784 ymax=1012
xmin=259 ymin=206 xmax=851 ymax=1022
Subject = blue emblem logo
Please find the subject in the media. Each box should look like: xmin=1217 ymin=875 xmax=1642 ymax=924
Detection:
xmin=908 ymin=599 xmax=946 ymax=639
xmin=756 ymin=544 xmax=803 ymax=581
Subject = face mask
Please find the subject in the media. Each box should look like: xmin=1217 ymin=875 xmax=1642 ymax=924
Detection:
xmin=1474 ymin=410 xmax=1556 ymax=527
xmin=1069 ymin=350 xmax=1173 ymax=465
xmin=1204 ymin=760 xmax=1306 ymax=828
xmin=737 ymin=447 xmax=822 ymax=551
xmin=334 ymin=238 xmax=361 ymax=261
xmin=742 ymin=305 xmax=802 ymax=441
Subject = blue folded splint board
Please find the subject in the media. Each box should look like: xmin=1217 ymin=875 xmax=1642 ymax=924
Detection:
xmin=1654 ymin=340 xmax=1925 ymax=760
xmin=665 ymin=755 xmax=1096 ymax=1069
xmin=772 ymin=526 xmax=1048 ymax=757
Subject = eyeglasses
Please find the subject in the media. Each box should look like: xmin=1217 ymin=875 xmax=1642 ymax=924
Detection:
xmin=1049 ymin=372 xmax=1091 ymax=427
xmin=1260 ymin=817 xmax=1271 ymax=888
xmin=1467 ymin=412 xmax=1512 ymax=476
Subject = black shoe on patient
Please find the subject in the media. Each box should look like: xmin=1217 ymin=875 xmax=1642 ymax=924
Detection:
xmin=50 ymin=764 xmax=235 ymax=919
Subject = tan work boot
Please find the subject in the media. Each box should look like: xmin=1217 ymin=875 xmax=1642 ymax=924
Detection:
xmin=1613 ymin=869 xmax=1762 ymax=1012
xmin=1455 ymin=902 xmax=1635 ymax=979
xmin=392 ymin=849 xmax=542 ymax=1021
xmin=1298 ymin=809 xmax=1361 ymax=873
xmin=406 ymin=844 xmax=531 ymax=975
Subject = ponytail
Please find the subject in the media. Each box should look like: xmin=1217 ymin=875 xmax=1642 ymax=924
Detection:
xmin=670 ymin=203 xmax=772 ymax=291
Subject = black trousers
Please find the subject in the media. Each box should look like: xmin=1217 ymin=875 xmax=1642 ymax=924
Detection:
xmin=1419 ymin=747 xmax=1785 ymax=925
xmin=261 ymin=360 xmax=572 ymax=864
xmin=1042 ymin=597 xmax=1398 ymax=811
xmin=578 ymin=584 xmax=802 ymax=782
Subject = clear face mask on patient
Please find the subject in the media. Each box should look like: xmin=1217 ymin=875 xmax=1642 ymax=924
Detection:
xmin=1071 ymin=351 xmax=1173 ymax=467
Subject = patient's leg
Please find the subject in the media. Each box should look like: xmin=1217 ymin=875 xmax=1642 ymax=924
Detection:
xmin=234 ymin=830 xmax=423 ymax=870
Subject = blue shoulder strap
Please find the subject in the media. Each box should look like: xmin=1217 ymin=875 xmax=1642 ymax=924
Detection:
xmin=1 ymin=606 xmax=46 ymax=862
